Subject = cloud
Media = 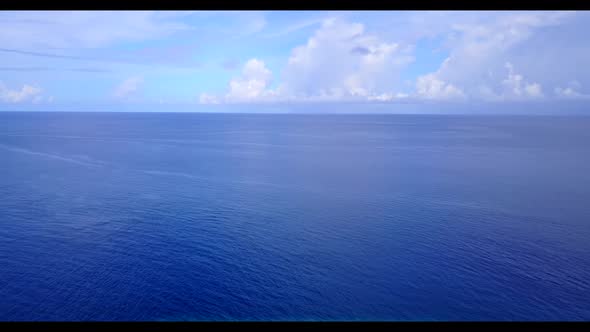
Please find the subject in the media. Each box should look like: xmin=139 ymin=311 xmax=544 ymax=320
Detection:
xmin=0 ymin=12 xmax=204 ymax=68
xmin=69 ymin=67 xmax=111 ymax=73
xmin=279 ymin=18 xmax=414 ymax=101
xmin=201 ymin=17 xmax=418 ymax=104
xmin=555 ymin=81 xmax=590 ymax=99
xmin=0 ymin=47 xmax=90 ymax=60
xmin=262 ymin=17 xmax=325 ymax=39
xmin=0 ymin=66 xmax=111 ymax=73
xmin=228 ymin=59 xmax=271 ymax=98
xmin=0 ymin=82 xmax=44 ymax=103
xmin=415 ymin=61 xmax=543 ymax=101
xmin=113 ymin=77 xmax=143 ymax=99
xmin=0 ymin=66 xmax=50 ymax=72
xmin=367 ymin=92 xmax=409 ymax=102
xmin=189 ymin=11 xmax=267 ymax=39
xmin=415 ymin=74 xmax=466 ymax=100
xmin=0 ymin=46 xmax=199 ymax=68
xmin=499 ymin=62 xmax=544 ymax=99
xmin=243 ymin=16 xmax=267 ymax=36
xmin=413 ymin=12 xmax=576 ymax=101
xmin=525 ymin=83 xmax=543 ymax=98
xmin=224 ymin=58 xmax=275 ymax=103
xmin=200 ymin=58 xmax=280 ymax=104
xmin=200 ymin=18 xmax=424 ymax=104
xmin=127 ymin=42 xmax=202 ymax=67
xmin=6 ymin=11 xmax=584 ymax=105
xmin=0 ymin=11 xmax=190 ymax=49
xmin=199 ymin=93 xmax=220 ymax=104
xmin=210 ymin=12 xmax=588 ymax=104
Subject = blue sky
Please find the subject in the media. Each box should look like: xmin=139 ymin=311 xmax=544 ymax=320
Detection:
xmin=1 ymin=11 xmax=590 ymax=110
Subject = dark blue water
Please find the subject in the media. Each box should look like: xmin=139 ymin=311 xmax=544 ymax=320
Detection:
xmin=1 ymin=112 xmax=589 ymax=321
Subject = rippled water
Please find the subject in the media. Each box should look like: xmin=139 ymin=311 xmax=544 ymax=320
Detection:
xmin=1 ymin=112 xmax=589 ymax=321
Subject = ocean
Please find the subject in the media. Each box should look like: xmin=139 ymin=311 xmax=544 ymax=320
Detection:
xmin=0 ymin=111 xmax=589 ymax=321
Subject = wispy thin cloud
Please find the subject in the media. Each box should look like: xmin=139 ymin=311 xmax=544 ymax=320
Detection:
xmin=0 ymin=66 xmax=111 ymax=73
xmin=114 ymin=77 xmax=144 ymax=99
xmin=0 ymin=18 xmax=58 ymax=25
xmin=70 ymin=68 xmax=112 ymax=73
xmin=262 ymin=18 xmax=325 ymax=38
xmin=0 ymin=47 xmax=200 ymax=69
xmin=0 ymin=66 xmax=51 ymax=72
xmin=0 ymin=47 xmax=90 ymax=60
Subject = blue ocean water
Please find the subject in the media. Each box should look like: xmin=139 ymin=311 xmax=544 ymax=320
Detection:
xmin=0 ymin=112 xmax=589 ymax=321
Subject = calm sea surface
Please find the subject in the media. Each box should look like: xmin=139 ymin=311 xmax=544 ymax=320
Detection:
xmin=1 ymin=112 xmax=589 ymax=321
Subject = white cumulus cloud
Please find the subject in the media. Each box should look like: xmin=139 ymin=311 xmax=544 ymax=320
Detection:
xmin=415 ymin=73 xmax=466 ymax=100
xmin=0 ymin=82 xmax=44 ymax=103
xmin=198 ymin=12 xmax=590 ymax=104
xmin=201 ymin=18 xmax=414 ymax=104
xmin=225 ymin=58 xmax=275 ymax=102
xmin=413 ymin=12 xmax=573 ymax=101
xmin=500 ymin=62 xmax=544 ymax=99
xmin=199 ymin=58 xmax=277 ymax=104
xmin=279 ymin=18 xmax=413 ymax=101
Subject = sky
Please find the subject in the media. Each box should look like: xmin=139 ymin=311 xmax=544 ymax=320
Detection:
xmin=1 ymin=10 xmax=590 ymax=112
